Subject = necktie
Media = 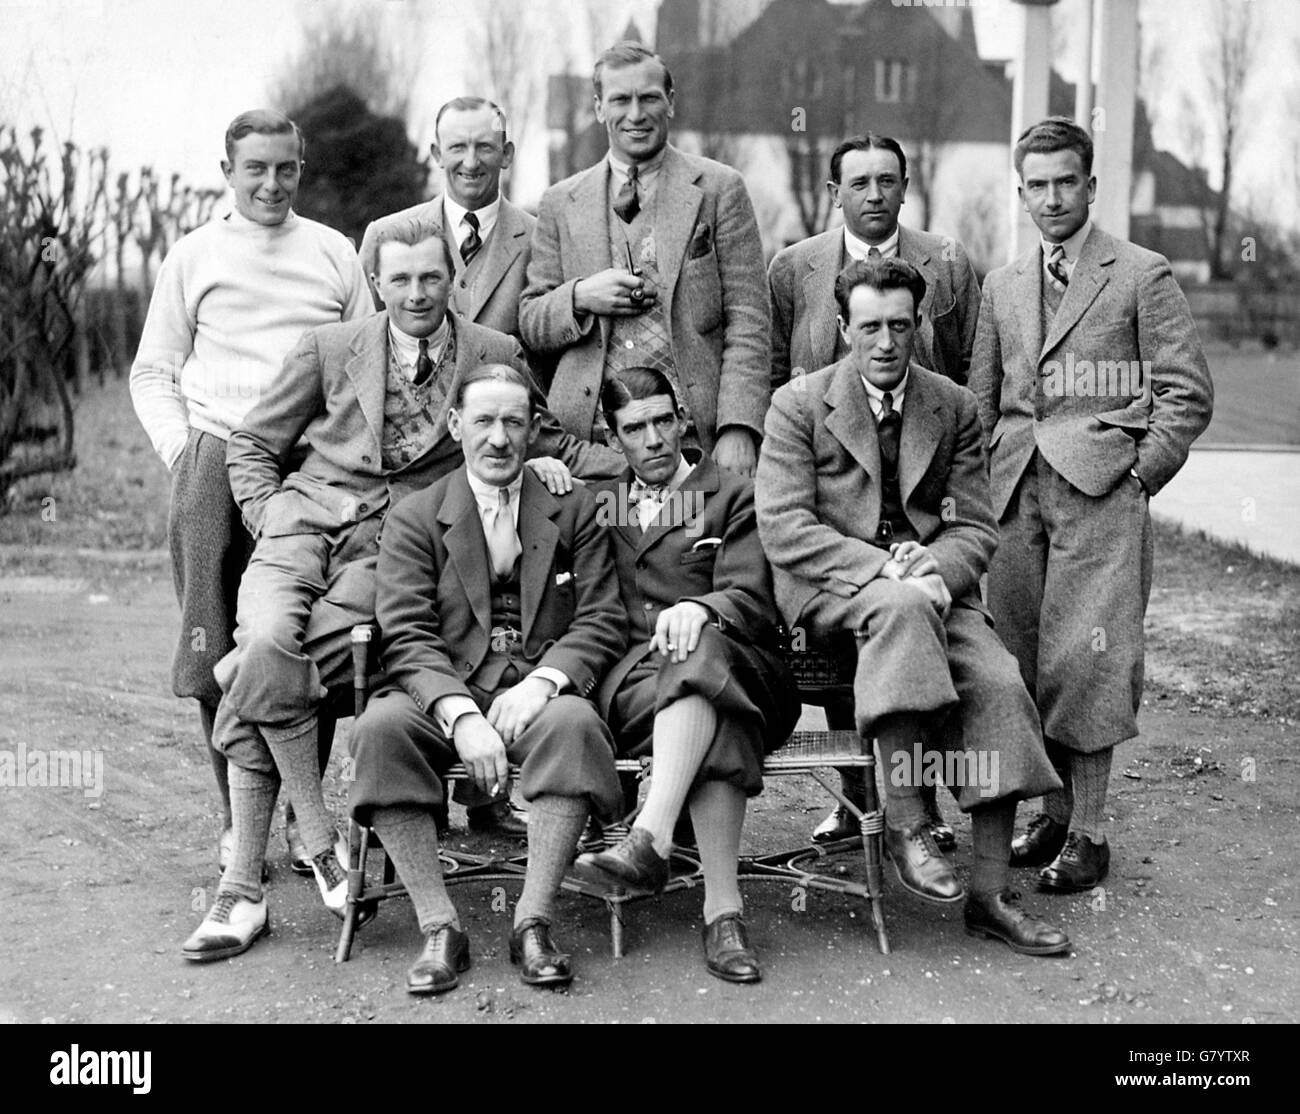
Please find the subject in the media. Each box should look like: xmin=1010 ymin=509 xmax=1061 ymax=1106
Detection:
xmin=614 ymin=164 xmax=640 ymax=224
xmin=488 ymin=488 xmax=522 ymax=580
xmin=867 ymin=245 xmax=882 ymax=259
xmin=878 ymin=391 xmax=901 ymax=477
xmin=461 ymin=211 xmax=482 ymax=265
xmin=414 ymin=338 xmax=434 ymax=387
xmin=1046 ymin=243 xmax=1070 ymax=292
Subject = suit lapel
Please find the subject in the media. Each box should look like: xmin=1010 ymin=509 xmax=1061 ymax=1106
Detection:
xmin=804 ymin=232 xmax=843 ymax=372
xmin=653 ymin=147 xmax=703 ymax=298
xmin=467 ymin=200 xmax=527 ymax=319
xmin=1010 ymin=248 xmax=1044 ymax=368
xmin=344 ymin=313 xmax=390 ymax=455
xmin=438 ymin=471 xmax=492 ymax=636
xmin=518 ymin=470 xmax=561 ymax=638
xmin=823 ymin=360 xmax=881 ymax=487
xmin=1041 ymin=226 xmax=1114 ymax=360
xmin=898 ymin=226 xmax=937 ymax=318
xmin=899 ymin=367 xmax=943 ymax=504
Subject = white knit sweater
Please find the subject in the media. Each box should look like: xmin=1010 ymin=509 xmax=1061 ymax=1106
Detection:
xmin=130 ymin=210 xmax=371 ymax=468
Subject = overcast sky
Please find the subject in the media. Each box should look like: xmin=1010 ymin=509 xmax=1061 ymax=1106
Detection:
xmin=2 ymin=0 xmax=1296 ymax=227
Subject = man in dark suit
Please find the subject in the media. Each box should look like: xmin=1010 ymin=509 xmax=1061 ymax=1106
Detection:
xmin=756 ymin=256 xmax=1069 ymax=956
xmin=348 ymin=364 xmax=626 ymax=994
xmin=571 ymin=367 xmax=798 ymax=983
xmin=359 ymin=97 xmax=533 ymax=343
xmin=519 ymin=41 xmax=771 ymax=477
xmin=970 ymin=118 xmax=1213 ymax=893
xmin=768 ymin=133 xmax=981 ymax=846
xmin=182 ymin=218 xmax=622 ymax=963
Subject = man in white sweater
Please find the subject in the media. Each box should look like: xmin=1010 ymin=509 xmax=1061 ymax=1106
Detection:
xmin=130 ymin=109 xmax=370 ymax=873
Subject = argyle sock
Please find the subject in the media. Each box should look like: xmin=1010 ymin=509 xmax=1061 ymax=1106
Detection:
xmin=636 ymin=695 xmax=718 ymax=857
xmin=970 ymin=797 xmax=1016 ymax=896
xmin=200 ymin=700 xmax=233 ymax=828
xmin=371 ymin=805 xmax=459 ymax=933
xmin=515 ymin=795 xmax=587 ymax=927
xmin=265 ymin=717 xmax=337 ymax=859
xmin=875 ymin=713 xmax=927 ymax=831
xmin=689 ymin=780 xmax=747 ymax=924
xmin=221 ymin=762 xmax=279 ymax=902
xmin=1070 ymin=747 xmax=1113 ymax=843
xmin=1040 ymin=737 xmax=1075 ymax=827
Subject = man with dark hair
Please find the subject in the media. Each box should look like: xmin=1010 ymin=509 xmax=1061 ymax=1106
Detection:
xmin=520 ymin=41 xmax=771 ymax=477
xmin=131 ymin=107 xmax=370 ymax=878
xmin=571 ymin=367 xmax=798 ymax=983
xmin=359 ymin=97 xmax=533 ymax=346
xmin=181 ymin=219 xmax=622 ymax=963
xmin=971 ymin=116 xmax=1213 ymax=894
xmin=767 ymin=131 xmax=980 ymax=846
xmin=348 ymin=364 xmax=626 ymax=994
xmin=756 ymin=256 xmax=1070 ymax=957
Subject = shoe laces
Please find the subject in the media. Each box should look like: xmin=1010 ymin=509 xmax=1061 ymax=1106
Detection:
xmin=314 ymin=848 xmax=346 ymax=889
xmin=1025 ymin=814 xmax=1055 ymax=838
xmin=1057 ymin=832 xmax=1083 ymax=865
xmin=208 ymin=891 xmax=240 ymax=925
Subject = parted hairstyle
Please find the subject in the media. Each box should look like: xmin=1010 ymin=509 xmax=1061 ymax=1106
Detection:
xmin=829 ymin=132 xmax=908 ymax=184
xmin=834 ymin=257 xmax=928 ymax=320
xmin=601 ymin=366 xmax=681 ymax=433
xmin=224 ymin=109 xmax=304 ymax=164
xmin=434 ymin=96 xmax=509 ymax=143
xmin=1014 ymin=116 xmax=1094 ymax=177
xmin=367 ymin=215 xmax=455 ymax=277
xmin=452 ymin=362 xmax=539 ymax=413
xmin=593 ymin=41 xmax=674 ymax=99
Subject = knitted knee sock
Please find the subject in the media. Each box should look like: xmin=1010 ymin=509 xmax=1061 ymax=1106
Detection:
xmin=371 ymin=805 xmax=459 ymax=933
xmin=515 ymin=795 xmax=587 ymax=927
xmin=265 ymin=718 xmax=336 ymax=858
xmin=222 ymin=763 xmax=278 ymax=902
xmin=636 ymin=695 xmax=718 ymax=857
xmin=1040 ymin=737 xmax=1075 ymax=826
xmin=970 ymin=797 xmax=1015 ymax=897
xmin=1071 ymin=747 xmax=1113 ymax=843
xmin=689 ymin=780 xmax=747 ymax=925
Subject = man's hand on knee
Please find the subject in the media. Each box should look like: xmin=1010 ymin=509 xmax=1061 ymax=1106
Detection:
xmin=452 ymin=714 xmax=510 ymax=797
xmin=649 ymin=601 xmax=711 ymax=664
xmin=487 ymin=676 xmax=557 ymax=747
xmin=899 ymin=572 xmax=952 ymax=618
xmin=883 ymin=540 xmax=939 ymax=580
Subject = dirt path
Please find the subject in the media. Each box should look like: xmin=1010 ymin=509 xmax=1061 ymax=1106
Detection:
xmin=1 ymin=560 xmax=1296 ymax=1024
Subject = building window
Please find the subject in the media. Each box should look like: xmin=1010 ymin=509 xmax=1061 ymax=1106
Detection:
xmin=875 ymin=58 xmax=914 ymax=104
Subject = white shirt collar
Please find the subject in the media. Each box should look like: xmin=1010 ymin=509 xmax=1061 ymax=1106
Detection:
xmin=631 ymin=454 xmax=692 ymax=496
xmin=387 ymin=317 xmax=448 ymax=379
xmin=466 ymin=468 xmax=524 ymax=526
xmin=844 ymin=225 xmax=899 ymax=262
xmin=1040 ymin=219 xmax=1092 ymax=269
xmin=443 ymin=193 xmax=500 ymax=248
xmin=858 ymin=367 xmax=909 ymax=419
xmin=224 ymin=208 xmax=298 ymax=233
xmin=608 ymin=147 xmax=667 ymax=193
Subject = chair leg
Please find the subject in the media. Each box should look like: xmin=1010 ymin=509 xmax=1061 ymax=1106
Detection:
xmin=608 ymin=895 xmax=625 ymax=959
xmin=335 ymin=820 xmax=368 ymax=963
xmin=858 ymin=756 xmax=890 ymax=955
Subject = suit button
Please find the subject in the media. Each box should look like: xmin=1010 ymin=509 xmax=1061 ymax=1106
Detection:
xmin=462 ymin=662 xmax=472 ymax=672
xmin=636 ymin=559 xmax=646 ymax=569
xmin=358 ymin=502 xmax=368 ymax=514
xmin=460 ymin=279 xmax=468 ymax=288
xmin=362 ymin=454 xmax=371 ymax=464
xmin=643 ymin=602 xmax=654 ymax=611
xmin=583 ymin=387 xmax=592 ymax=397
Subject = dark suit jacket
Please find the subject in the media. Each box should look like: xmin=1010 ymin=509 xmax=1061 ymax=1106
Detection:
xmin=227 ymin=312 xmax=623 ymax=539
xmin=373 ymin=466 xmax=626 ymax=714
xmin=518 ymin=145 xmax=771 ymax=449
xmin=358 ymin=194 xmax=535 ymax=340
xmin=970 ymin=225 xmax=1213 ymax=517
xmin=590 ymin=454 xmax=785 ymax=701
xmin=755 ymin=359 xmax=997 ymax=629
xmin=768 ymin=225 xmax=981 ymax=392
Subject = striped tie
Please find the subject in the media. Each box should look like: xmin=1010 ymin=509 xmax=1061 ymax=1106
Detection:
xmin=461 ymin=211 xmax=482 ymax=265
xmin=1046 ymin=243 xmax=1070 ymax=293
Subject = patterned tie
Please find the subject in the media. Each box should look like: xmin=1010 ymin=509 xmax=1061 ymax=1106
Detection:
xmin=867 ymin=245 xmax=882 ymax=259
xmin=1046 ymin=243 xmax=1070 ymax=293
xmin=461 ymin=211 xmax=482 ymax=265
xmin=613 ymin=164 xmax=640 ymax=224
xmin=629 ymin=478 xmax=667 ymax=530
xmin=878 ymin=391 xmax=901 ymax=477
xmin=414 ymin=338 xmax=434 ymax=387
xmin=488 ymin=488 xmax=522 ymax=580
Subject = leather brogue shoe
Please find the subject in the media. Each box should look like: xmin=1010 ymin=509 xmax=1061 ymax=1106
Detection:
xmin=286 ymin=816 xmax=313 ymax=876
xmin=467 ymin=799 xmax=528 ymax=839
xmin=182 ymin=891 xmax=269 ymax=962
xmin=884 ymin=821 xmax=965 ymax=903
xmin=703 ymin=913 xmax=761 ymax=983
xmin=406 ymin=925 xmax=470 ymax=996
xmin=812 ymin=803 xmax=860 ymax=844
xmin=965 ymin=888 xmax=1071 ymax=956
xmin=1010 ymin=813 xmax=1069 ymax=868
xmin=509 ymin=919 xmax=572 ymax=988
xmin=571 ymin=826 xmax=669 ymax=896
xmin=1039 ymin=832 xmax=1110 ymax=893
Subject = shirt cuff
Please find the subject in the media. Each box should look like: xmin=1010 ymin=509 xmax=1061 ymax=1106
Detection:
xmin=528 ymin=667 xmax=568 ymax=696
xmin=434 ymin=694 xmax=481 ymax=738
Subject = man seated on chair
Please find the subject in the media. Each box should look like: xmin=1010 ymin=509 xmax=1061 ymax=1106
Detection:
xmin=181 ymin=217 xmax=622 ymax=964
xmin=347 ymin=363 xmax=628 ymax=995
xmin=754 ymin=256 xmax=1071 ymax=956
xmin=570 ymin=367 xmax=798 ymax=983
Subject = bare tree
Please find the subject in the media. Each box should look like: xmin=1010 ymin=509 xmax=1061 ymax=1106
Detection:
xmin=904 ymin=40 xmax=963 ymax=230
xmin=469 ymin=0 xmax=543 ymax=199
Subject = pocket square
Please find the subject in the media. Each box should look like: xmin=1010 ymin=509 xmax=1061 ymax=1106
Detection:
xmin=555 ymin=571 xmax=573 ymax=586
xmin=691 ymin=537 xmax=722 ymax=551
xmin=688 ymin=223 xmax=713 ymax=259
